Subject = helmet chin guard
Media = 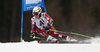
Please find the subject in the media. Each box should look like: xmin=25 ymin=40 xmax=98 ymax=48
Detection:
xmin=32 ymin=6 xmax=42 ymax=15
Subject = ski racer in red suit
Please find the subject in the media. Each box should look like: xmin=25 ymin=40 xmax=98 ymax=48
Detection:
xmin=31 ymin=6 xmax=77 ymax=42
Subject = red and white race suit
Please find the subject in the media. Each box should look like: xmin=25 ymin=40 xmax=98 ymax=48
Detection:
xmin=31 ymin=13 xmax=66 ymax=39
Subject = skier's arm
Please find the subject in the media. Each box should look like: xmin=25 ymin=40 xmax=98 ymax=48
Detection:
xmin=31 ymin=18 xmax=36 ymax=34
xmin=44 ymin=13 xmax=53 ymax=25
xmin=44 ymin=13 xmax=53 ymax=30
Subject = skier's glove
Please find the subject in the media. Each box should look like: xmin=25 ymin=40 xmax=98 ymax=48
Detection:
xmin=44 ymin=19 xmax=53 ymax=31
xmin=45 ymin=19 xmax=53 ymax=30
xmin=30 ymin=33 xmax=35 ymax=39
xmin=44 ymin=25 xmax=51 ymax=31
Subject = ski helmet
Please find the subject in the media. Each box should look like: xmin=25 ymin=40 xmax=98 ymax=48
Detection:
xmin=32 ymin=6 xmax=42 ymax=15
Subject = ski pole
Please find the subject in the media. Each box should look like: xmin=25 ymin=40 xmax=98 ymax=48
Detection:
xmin=50 ymin=29 xmax=70 ymax=33
xmin=30 ymin=34 xmax=41 ymax=39
xmin=71 ymin=32 xmax=94 ymax=39
xmin=49 ymin=29 xmax=94 ymax=39
xmin=35 ymin=36 xmax=41 ymax=39
xmin=34 ymin=36 xmax=49 ymax=41
xmin=30 ymin=34 xmax=49 ymax=41
xmin=34 ymin=36 xmax=48 ymax=41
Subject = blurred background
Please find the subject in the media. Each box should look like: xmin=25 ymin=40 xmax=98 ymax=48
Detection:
xmin=0 ymin=0 xmax=100 ymax=42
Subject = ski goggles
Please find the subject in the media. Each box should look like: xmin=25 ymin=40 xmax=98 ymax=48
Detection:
xmin=33 ymin=12 xmax=39 ymax=15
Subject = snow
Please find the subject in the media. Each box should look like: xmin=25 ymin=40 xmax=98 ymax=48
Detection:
xmin=0 ymin=37 xmax=100 ymax=52
xmin=85 ymin=36 xmax=100 ymax=44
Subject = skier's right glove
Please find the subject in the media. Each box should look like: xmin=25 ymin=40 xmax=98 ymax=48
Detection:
xmin=44 ymin=19 xmax=53 ymax=31
xmin=30 ymin=33 xmax=35 ymax=39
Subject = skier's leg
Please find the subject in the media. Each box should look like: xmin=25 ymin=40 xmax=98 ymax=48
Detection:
xmin=36 ymin=28 xmax=57 ymax=41
xmin=36 ymin=28 xmax=48 ymax=38
xmin=49 ymin=26 xmax=77 ymax=42
xmin=49 ymin=26 xmax=66 ymax=39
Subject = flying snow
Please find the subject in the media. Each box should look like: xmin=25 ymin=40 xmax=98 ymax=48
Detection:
xmin=85 ymin=36 xmax=100 ymax=44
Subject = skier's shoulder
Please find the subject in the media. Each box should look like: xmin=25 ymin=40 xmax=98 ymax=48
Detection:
xmin=31 ymin=16 xmax=35 ymax=20
xmin=41 ymin=12 xmax=49 ymax=17
xmin=41 ymin=12 xmax=46 ymax=15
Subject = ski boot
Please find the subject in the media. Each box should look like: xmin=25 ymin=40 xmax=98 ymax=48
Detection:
xmin=65 ymin=36 xmax=77 ymax=42
xmin=46 ymin=35 xmax=58 ymax=42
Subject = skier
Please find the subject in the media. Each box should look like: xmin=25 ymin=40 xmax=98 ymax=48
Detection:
xmin=31 ymin=6 xmax=77 ymax=42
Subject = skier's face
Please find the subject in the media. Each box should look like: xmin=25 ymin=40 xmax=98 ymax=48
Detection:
xmin=33 ymin=12 xmax=40 ymax=19
xmin=34 ymin=15 xmax=39 ymax=19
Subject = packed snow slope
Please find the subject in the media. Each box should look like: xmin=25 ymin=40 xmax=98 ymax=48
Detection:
xmin=0 ymin=37 xmax=100 ymax=52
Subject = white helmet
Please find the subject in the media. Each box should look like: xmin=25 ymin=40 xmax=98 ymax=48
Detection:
xmin=32 ymin=6 xmax=42 ymax=15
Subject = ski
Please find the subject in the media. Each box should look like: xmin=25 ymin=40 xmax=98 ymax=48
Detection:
xmin=38 ymin=41 xmax=91 ymax=44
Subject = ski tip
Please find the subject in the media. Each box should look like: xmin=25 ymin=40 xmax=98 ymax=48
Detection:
xmin=56 ymin=41 xmax=60 ymax=44
xmin=38 ymin=41 xmax=42 ymax=44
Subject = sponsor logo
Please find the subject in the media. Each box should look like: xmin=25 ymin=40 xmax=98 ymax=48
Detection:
xmin=59 ymin=35 xmax=62 ymax=38
xmin=26 ymin=4 xmax=41 ymax=10
xmin=26 ymin=0 xmax=42 ymax=4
